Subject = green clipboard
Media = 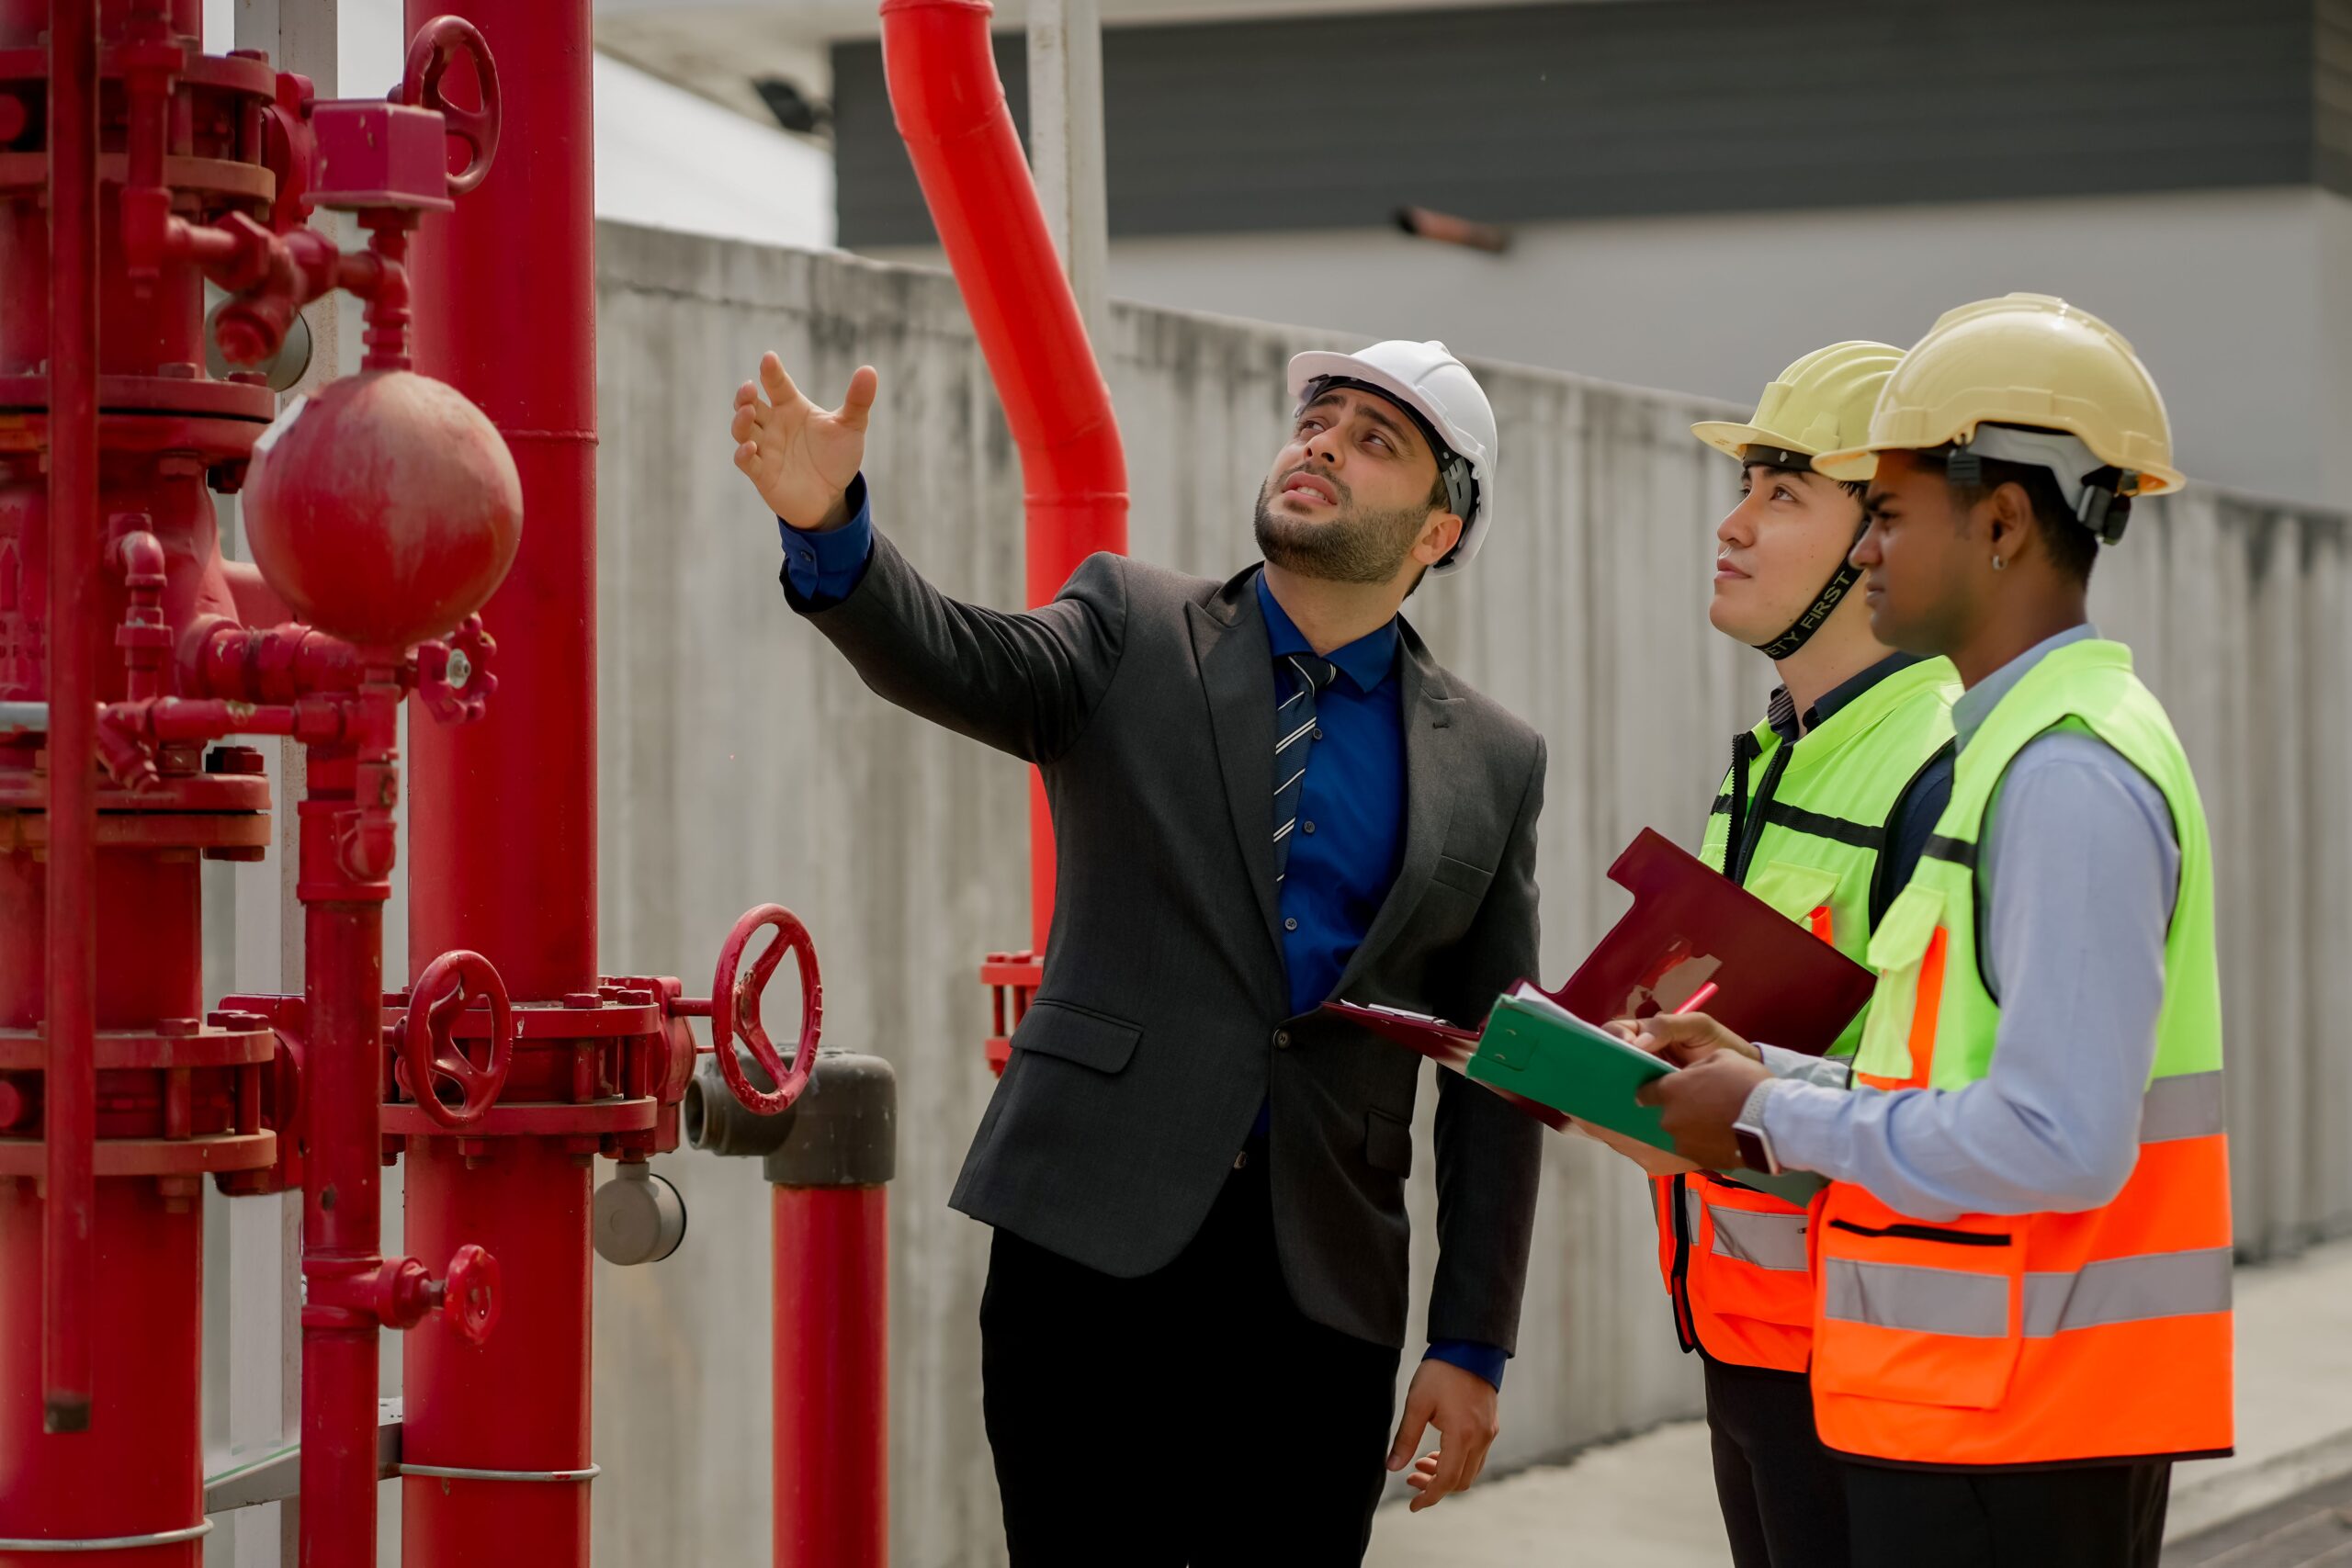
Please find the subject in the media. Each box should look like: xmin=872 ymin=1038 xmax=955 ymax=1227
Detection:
xmin=1467 ymin=988 xmax=1676 ymax=1145
xmin=1466 ymin=987 xmax=1826 ymax=1205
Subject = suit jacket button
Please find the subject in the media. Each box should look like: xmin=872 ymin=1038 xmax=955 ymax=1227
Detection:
xmin=1272 ymin=1029 xmax=1292 ymax=1049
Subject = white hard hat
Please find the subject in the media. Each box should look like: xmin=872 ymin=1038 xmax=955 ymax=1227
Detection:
xmin=1286 ymin=340 xmax=1498 ymax=574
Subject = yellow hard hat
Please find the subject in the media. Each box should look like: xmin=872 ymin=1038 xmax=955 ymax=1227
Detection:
xmin=1814 ymin=294 xmax=2184 ymax=498
xmin=1692 ymin=340 xmax=1904 ymax=464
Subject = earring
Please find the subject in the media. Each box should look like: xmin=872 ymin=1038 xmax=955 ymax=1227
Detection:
xmin=1991 ymin=555 xmax=2007 ymax=571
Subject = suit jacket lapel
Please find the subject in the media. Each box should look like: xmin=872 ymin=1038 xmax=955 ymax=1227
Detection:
xmin=1187 ymin=571 xmax=1285 ymax=959
xmin=1334 ymin=632 xmax=1461 ymax=1000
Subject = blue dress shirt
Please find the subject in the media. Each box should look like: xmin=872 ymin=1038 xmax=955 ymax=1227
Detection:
xmin=782 ymin=488 xmax=1507 ymax=1389
xmin=1254 ymin=573 xmax=1406 ymax=1017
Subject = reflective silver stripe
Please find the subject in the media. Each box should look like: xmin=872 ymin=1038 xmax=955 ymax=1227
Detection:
xmin=1682 ymin=1182 xmax=1703 ymax=1239
xmin=1706 ymin=1202 xmax=1810 ymax=1272
xmin=1826 ymin=1247 xmax=2234 ymax=1339
xmin=2140 ymin=1072 xmax=2226 ymax=1145
xmin=1823 ymin=1258 xmax=2011 ymax=1338
xmin=2021 ymin=1247 xmax=2233 ymax=1338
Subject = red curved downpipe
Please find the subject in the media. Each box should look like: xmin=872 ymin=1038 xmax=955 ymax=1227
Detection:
xmin=879 ymin=0 xmax=1129 ymax=950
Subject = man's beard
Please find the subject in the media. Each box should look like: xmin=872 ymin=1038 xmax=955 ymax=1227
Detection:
xmin=1253 ymin=472 xmax=1428 ymax=585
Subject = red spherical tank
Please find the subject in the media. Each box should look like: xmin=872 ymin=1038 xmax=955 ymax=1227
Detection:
xmin=243 ymin=370 xmax=524 ymax=649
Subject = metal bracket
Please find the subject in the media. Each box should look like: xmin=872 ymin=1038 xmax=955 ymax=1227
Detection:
xmin=201 ymin=1398 xmax=404 ymax=1513
xmin=398 ymin=1462 xmax=601 ymax=1484
xmin=0 ymin=1521 xmax=212 ymax=1552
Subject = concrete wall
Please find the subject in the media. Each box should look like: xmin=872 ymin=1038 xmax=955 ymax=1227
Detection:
xmin=881 ymin=186 xmax=2352 ymax=511
xmin=578 ymin=220 xmax=2351 ymax=1567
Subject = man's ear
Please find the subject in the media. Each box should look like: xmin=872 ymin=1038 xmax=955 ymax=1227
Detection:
xmin=1984 ymin=480 xmax=2038 ymax=563
xmin=1415 ymin=510 xmax=1465 ymax=567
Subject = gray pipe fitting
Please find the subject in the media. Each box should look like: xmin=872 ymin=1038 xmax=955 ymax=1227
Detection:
xmin=593 ymin=1161 xmax=688 ymax=1266
xmin=763 ymin=1050 xmax=895 ymax=1190
xmin=683 ymin=1048 xmax=795 ymax=1157
xmin=684 ymin=1048 xmax=897 ymax=1189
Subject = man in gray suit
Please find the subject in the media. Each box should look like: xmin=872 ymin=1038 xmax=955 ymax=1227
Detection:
xmin=730 ymin=338 xmax=1546 ymax=1566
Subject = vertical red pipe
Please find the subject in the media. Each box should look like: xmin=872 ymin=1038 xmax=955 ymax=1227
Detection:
xmin=42 ymin=0 xmax=99 ymax=1438
xmin=298 ymin=791 xmax=388 ymax=1568
xmin=773 ymin=1186 xmax=888 ymax=1568
xmin=878 ymin=0 xmax=1128 ymax=950
xmin=402 ymin=3 xmax=598 ymax=1561
xmin=404 ymin=0 xmax=596 ymax=998
xmin=0 ymin=1184 xmax=204 ymax=1565
xmin=401 ymin=1140 xmax=593 ymax=1562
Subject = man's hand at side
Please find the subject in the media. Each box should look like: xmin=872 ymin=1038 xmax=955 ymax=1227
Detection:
xmin=1387 ymin=1357 xmax=1500 ymax=1513
xmin=730 ymin=351 xmax=876 ymax=530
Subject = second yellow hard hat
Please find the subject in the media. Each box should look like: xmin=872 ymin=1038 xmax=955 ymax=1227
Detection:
xmin=1814 ymin=293 xmax=2184 ymax=497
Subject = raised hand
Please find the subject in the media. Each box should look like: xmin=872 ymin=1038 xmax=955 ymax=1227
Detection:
xmin=729 ymin=352 xmax=877 ymax=531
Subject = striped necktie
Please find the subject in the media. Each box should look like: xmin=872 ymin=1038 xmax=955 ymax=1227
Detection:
xmin=1272 ymin=652 xmax=1339 ymax=884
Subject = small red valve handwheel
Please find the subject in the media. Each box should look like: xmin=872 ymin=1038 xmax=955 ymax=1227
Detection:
xmin=400 ymin=16 xmax=502 ymax=197
xmin=401 ymin=950 xmax=514 ymax=1130
xmin=440 ymin=1244 xmax=501 ymax=1345
xmin=416 ymin=616 xmax=498 ymax=726
xmin=711 ymin=904 xmax=824 ymax=1116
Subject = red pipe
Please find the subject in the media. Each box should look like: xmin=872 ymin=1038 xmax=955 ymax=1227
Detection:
xmin=400 ymin=1138 xmax=593 ymax=1562
xmin=773 ymin=1185 xmax=889 ymax=1567
xmin=878 ymin=0 xmax=1128 ymax=950
xmin=298 ymin=758 xmax=390 ymax=1568
xmin=402 ymin=2 xmax=599 ymax=1561
xmin=405 ymin=0 xmax=596 ymax=1000
xmin=42 ymin=0 xmax=100 ymax=1438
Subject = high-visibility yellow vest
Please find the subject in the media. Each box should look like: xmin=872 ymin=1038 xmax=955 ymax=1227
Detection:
xmin=1812 ymin=637 xmax=2233 ymax=1466
xmin=1654 ymin=658 xmax=1957 ymax=1372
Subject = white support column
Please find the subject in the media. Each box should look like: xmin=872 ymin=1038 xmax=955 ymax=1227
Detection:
xmin=1026 ymin=0 xmax=1110 ymax=350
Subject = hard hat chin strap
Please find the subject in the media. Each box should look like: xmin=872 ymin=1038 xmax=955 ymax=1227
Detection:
xmin=1753 ymin=522 xmax=1867 ymax=661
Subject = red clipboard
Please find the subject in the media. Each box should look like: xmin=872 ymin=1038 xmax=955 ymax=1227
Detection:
xmin=1319 ymin=826 xmax=1876 ymax=1128
xmin=1551 ymin=828 xmax=1874 ymax=1058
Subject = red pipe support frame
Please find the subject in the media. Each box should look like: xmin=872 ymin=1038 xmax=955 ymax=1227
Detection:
xmin=879 ymin=0 xmax=1130 ymax=958
xmin=3 ymin=6 xmax=526 ymax=1561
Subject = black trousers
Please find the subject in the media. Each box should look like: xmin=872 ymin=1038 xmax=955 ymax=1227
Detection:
xmin=979 ymin=1147 xmax=1402 ymax=1567
xmin=1704 ymin=1359 xmax=1852 ymax=1568
xmin=1845 ymin=1457 xmax=2171 ymax=1568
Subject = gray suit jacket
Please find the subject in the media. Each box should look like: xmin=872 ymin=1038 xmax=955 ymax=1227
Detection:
xmin=795 ymin=531 xmax=1547 ymax=1352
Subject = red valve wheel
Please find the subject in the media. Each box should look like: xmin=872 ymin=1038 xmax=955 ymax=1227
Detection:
xmin=400 ymin=950 xmax=514 ymax=1130
xmin=442 ymin=1244 xmax=501 ymax=1345
xmin=417 ymin=616 xmax=499 ymax=725
xmin=711 ymin=904 xmax=824 ymax=1116
xmin=400 ymin=16 xmax=502 ymax=197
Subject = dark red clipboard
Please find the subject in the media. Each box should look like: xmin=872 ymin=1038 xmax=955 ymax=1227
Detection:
xmin=1552 ymin=828 xmax=1875 ymax=1058
xmin=1320 ymin=826 xmax=1876 ymax=1127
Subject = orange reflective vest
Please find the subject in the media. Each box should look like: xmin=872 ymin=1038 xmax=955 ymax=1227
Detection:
xmin=1655 ymin=660 xmax=1957 ymax=1371
xmin=1809 ymin=640 xmax=2233 ymax=1467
